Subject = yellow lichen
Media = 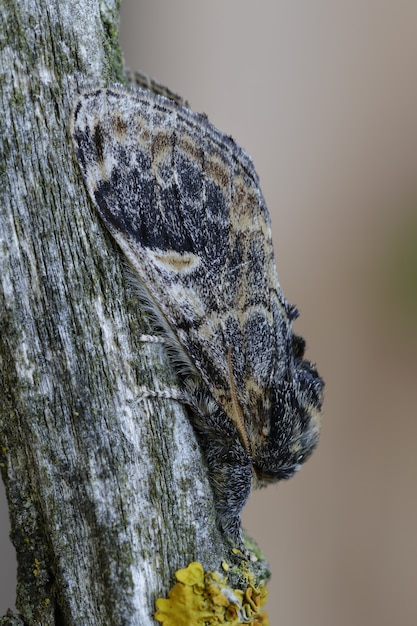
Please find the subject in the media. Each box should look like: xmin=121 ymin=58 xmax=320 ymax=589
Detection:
xmin=155 ymin=561 xmax=269 ymax=625
xmin=33 ymin=558 xmax=40 ymax=577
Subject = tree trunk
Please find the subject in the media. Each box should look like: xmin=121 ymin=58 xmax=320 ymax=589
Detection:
xmin=0 ymin=1 xmax=268 ymax=624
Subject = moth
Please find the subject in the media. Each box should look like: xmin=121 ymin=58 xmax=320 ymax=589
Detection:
xmin=71 ymin=86 xmax=324 ymax=550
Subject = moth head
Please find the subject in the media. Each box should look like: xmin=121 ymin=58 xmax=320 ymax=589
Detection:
xmin=253 ymin=334 xmax=324 ymax=486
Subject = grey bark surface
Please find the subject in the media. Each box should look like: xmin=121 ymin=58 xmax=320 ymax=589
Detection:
xmin=0 ymin=1 xmax=251 ymax=625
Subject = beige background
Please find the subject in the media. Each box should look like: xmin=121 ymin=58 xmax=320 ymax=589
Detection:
xmin=1 ymin=1 xmax=417 ymax=624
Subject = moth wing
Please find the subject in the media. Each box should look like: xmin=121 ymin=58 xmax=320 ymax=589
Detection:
xmin=72 ymin=87 xmax=293 ymax=452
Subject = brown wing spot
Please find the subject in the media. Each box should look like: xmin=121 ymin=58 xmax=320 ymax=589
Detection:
xmin=111 ymin=114 xmax=128 ymax=141
xmin=206 ymin=155 xmax=230 ymax=191
xmin=132 ymin=114 xmax=151 ymax=147
xmin=177 ymin=132 xmax=202 ymax=163
xmin=152 ymin=131 xmax=173 ymax=161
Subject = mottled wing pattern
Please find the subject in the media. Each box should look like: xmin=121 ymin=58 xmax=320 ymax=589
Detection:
xmin=72 ymin=87 xmax=294 ymax=458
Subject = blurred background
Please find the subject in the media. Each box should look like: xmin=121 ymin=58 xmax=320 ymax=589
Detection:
xmin=1 ymin=2 xmax=417 ymax=624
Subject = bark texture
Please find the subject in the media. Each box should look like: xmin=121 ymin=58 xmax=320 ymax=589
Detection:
xmin=0 ymin=1 xmax=271 ymax=624
xmin=0 ymin=1 xmax=254 ymax=624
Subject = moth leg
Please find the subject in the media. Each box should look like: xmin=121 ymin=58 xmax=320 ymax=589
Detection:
xmin=136 ymin=386 xmax=185 ymax=402
xmin=138 ymin=334 xmax=167 ymax=344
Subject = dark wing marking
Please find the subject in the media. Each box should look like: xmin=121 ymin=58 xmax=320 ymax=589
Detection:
xmin=72 ymin=87 xmax=295 ymax=456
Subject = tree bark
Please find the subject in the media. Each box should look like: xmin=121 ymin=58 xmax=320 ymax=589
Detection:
xmin=0 ymin=1 xmax=268 ymax=625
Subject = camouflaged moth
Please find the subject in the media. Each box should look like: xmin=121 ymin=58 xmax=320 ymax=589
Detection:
xmin=71 ymin=86 xmax=324 ymax=550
